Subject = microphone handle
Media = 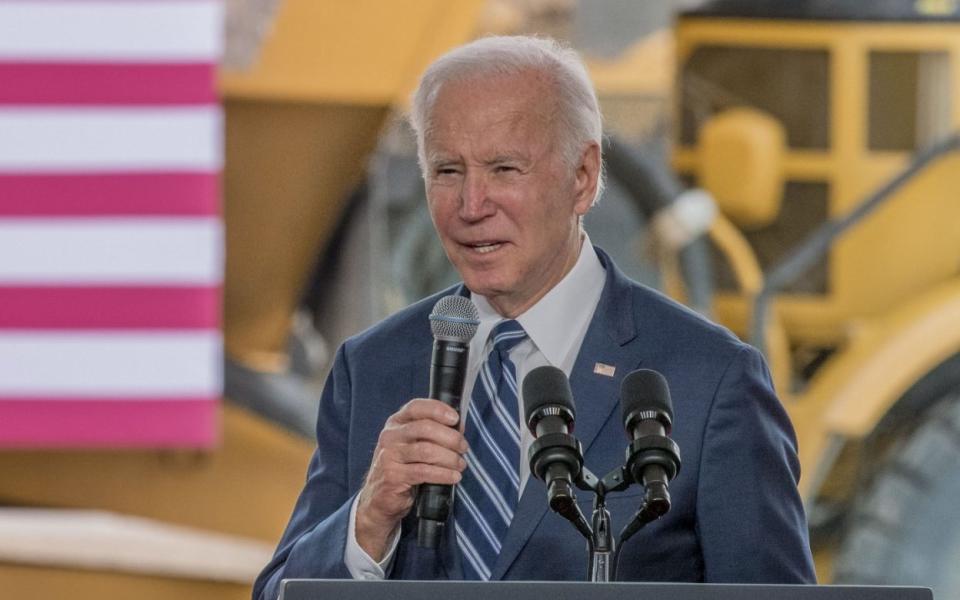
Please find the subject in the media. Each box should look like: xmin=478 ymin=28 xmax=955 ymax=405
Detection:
xmin=429 ymin=340 xmax=469 ymax=408
xmin=415 ymin=339 xmax=469 ymax=548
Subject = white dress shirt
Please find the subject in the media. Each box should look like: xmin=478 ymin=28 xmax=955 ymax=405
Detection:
xmin=346 ymin=236 xmax=607 ymax=579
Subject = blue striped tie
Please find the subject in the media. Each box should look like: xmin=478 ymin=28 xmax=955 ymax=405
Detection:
xmin=455 ymin=319 xmax=527 ymax=580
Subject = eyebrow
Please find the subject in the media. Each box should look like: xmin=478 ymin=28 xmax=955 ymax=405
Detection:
xmin=425 ymin=152 xmax=530 ymax=169
xmin=425 ymin=152 xmax=459 ymax=167
xmin=487 ymin=154 xmax=534 ymax=171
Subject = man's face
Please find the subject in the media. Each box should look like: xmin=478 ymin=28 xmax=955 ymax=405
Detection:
xmin=422 ymin=72 xmax=599 ymax=317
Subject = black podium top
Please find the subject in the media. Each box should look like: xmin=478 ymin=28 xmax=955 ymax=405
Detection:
xmin=279 ymin=580 xmax=932 ymax=600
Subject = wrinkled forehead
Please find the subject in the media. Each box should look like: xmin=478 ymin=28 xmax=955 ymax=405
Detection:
xmin=423 ymin=72 xmax=560 ymax=146
xmin=427 ymin=70 xmax=557 ymax=125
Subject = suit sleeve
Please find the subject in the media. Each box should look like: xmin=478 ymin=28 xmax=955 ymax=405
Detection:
xmin=696 ymin=345 xmax=817 ymax=583
xmin=252 ymin=344 xmax=356 ymax=600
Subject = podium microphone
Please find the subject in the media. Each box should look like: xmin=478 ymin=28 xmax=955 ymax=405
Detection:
xmin=523 ymin=366 xmax=588 ymax=534
xmin=415 ymin=295 xmax=479 ymax=548
xmin=619 ymin=369 xmax=681 ymax=542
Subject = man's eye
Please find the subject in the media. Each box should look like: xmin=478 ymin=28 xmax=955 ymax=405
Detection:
xmin=435 ymin=167 xmax=461 ymax=177
xmin=494 ymin=165 xmax=518 ymax=174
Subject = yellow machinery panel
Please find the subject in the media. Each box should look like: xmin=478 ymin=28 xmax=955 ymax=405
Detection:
xmin=674 ymin=18 xmax=960 ymax=347
xmin=219 ymin=0 xmax=486 ymax=106
xmin=219 ymin=0 xmax=485 ymax=368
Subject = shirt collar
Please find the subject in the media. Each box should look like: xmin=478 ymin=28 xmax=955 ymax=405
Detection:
xmin=472 ymin=234 xmax=606 ymax=366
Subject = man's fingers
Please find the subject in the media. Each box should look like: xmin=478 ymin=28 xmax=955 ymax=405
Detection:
xmin=406 ymin=419 xmax=468 ymax=451
xmin=390 ymin=398 xmax=460 ymax=426
xmin=380 ymin=415 xmax=468 ymax=454
xmin=355 ymin=398 xmax=468 ymax=557
xmin=398 ymin=441 xmax=467 ymax=471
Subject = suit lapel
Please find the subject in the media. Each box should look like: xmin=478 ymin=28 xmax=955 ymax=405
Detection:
xmin=488 ymin=471 xmax=549 ymax=579
xmin=568 ymin=247 xmax=645 ymax=459
xmin=489 ymin=248 xmax=645 ymax=579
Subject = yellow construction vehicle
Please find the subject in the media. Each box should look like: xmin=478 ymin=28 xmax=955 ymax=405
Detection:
xmin=673 ymin=1 xmax=960 ymax=595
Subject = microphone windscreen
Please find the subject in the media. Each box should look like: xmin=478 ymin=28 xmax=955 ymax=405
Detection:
xmin=522 ymin=365 xmax=575 ymax=421
xmin=620 ymin=369 xmax=673 ymax=422
xmin=429 ymin=296 xmax=479 ymax=342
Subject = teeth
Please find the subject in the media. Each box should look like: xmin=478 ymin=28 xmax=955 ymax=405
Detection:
xmin=472 ymin=243 xmax=501 ymax=254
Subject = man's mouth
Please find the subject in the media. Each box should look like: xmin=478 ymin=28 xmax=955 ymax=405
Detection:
xmin=466 ymin=241 xmax=503 ymax=254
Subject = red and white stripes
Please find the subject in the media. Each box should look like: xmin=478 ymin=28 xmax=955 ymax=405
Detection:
xmin=0 ymin=1 xmax=224 ymax=448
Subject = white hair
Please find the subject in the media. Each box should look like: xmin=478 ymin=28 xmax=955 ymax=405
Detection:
xmin=409 ymin=35 xmax=605 ymax=203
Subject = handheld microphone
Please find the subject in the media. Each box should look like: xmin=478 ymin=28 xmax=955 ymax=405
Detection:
xmin=620 ymin=369 xmax=681 ymax=541
xmin=523 ymin=366 xmax=584 ymax=517
xmin=415 ymin=295 xmax=479 ymax=548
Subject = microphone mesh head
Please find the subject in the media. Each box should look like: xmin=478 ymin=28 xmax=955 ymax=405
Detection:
xmin=429 ymin=295 xmax=480 ymax=342
xmin=522 ymin=365 xmax=575 ymax=423
xmin=621 ymin=368 xmax=673 ymax=423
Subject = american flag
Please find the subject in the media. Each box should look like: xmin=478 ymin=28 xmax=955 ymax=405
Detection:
xmin=0 ymin=1 xmax=224 ymax=447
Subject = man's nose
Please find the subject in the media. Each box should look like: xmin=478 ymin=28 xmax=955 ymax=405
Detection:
xmin=458 ymin=171 xmax=495 ymax=222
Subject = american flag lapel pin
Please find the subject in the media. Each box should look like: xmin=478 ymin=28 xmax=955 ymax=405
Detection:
xmin=593 ymin=362 xmax=616 ymax=377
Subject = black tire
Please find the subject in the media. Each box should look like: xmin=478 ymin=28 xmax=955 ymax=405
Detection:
xmin=833 ymin=391 xmax=960 ymax=598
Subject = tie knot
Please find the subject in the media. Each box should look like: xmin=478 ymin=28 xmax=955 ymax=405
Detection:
xmin=489 ymin=319 xmax=527 ymax=354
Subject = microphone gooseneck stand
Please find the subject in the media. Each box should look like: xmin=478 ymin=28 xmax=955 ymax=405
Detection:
xmin=524 ymin=366 xmax=682 ymax=581
xmin=566 ymin=464 xmax=675 ymax=582
xmin=527 ymin=436 xmax=679 ymax=581
xmin=527 ymin=415 xmax=680 ymax=580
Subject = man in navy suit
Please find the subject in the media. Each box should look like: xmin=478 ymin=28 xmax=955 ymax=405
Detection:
xmin=253 ymin=35 xmax=815 ymax=599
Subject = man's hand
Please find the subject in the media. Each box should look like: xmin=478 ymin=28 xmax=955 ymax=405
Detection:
xmin=355 ymin=399 xmax=468 ymax=561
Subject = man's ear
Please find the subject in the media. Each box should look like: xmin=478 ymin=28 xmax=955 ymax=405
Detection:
xmin=573 ymin=141 xmax=601 ymax=215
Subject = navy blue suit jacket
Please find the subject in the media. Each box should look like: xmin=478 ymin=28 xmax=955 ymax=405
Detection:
xmin=253 ymin=249 xmax=816 ymax=599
